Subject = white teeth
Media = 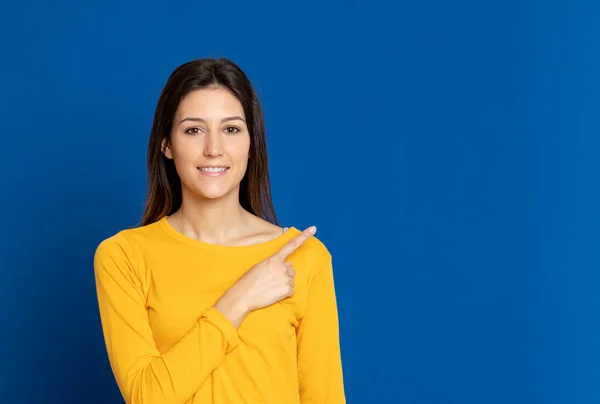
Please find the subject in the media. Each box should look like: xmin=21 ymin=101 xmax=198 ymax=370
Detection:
xmin=200 ymin=167 xmax=228 ymax=172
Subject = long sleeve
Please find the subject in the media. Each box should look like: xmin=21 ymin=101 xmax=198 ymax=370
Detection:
xmin=296 ymin=253 xmax=346 ymax=403
xmin=93 ymin=234 xmax=240 ymax=404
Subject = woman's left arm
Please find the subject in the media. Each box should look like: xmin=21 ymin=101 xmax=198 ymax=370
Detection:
xmin=296 ymin=253 xmax=346 ymax=404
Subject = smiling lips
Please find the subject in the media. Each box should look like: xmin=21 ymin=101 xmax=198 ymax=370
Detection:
xmin=197 ymin=166 xmax=230 ymax=176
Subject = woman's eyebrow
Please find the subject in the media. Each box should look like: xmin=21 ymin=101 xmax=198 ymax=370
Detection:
xmin=179 ymin=116 xmax=246 ymax=125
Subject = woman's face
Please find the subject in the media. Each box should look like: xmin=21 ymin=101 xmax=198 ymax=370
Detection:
xmin=163 ymin=86 xmax=251 ymax=201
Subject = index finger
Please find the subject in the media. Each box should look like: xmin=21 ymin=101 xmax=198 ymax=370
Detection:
xmin=275 ymin=226 xmax=317 ymax=260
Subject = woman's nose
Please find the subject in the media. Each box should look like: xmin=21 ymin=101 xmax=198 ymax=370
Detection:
xmin=204 ymin=133 xmax=224 ymax=156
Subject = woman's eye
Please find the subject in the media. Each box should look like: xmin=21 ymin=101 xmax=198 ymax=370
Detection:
xmin=185 ymin=127 xmax=202 ymax=135
xmin=225 ymin=127 xmax=240 ymax=134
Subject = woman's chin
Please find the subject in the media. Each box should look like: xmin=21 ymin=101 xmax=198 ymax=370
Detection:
xmin=182 ymin=179 xmax=239 ymax=201
xmin=194 ymin=187 xmax=236 ymax=201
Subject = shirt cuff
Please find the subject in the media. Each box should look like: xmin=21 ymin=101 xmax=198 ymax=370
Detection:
xmin=201 ymin=306 xmax=241 ymax=353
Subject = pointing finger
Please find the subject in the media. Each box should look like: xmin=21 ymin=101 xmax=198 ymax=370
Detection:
xmin=276 ymin=226 xmax=316 ymax=260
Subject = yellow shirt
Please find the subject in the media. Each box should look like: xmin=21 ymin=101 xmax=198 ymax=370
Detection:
xmin=93 ymin=216 xmax=345 ymax=404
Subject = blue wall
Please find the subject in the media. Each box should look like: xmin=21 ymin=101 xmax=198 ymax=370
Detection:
xmin=1 ymin=0 xmax=598 ymax=403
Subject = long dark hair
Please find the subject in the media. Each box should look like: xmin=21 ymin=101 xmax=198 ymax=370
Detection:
xmin=141 ymin=58 xmax=279 ymax=226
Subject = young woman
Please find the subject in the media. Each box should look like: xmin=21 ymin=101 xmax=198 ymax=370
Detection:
xmin=93 ymin=58 xmax=345 ymax=403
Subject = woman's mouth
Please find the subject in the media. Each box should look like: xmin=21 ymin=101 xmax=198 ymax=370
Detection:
xmin=197 ymin=166 xmax=230 ymax=176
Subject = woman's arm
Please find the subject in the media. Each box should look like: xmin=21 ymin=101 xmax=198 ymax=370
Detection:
xmin=93 ymin=233 xmax=244 ymax=404
xmin=296 ymin=253 xmax=346 ymax=403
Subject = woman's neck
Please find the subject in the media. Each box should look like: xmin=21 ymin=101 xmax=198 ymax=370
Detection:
xmin=169 ymin=191 xmax=253 ymax=245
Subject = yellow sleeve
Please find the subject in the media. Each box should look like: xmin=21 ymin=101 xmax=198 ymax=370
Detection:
xmin=93 ymin=234 xmax=240 ymax=404
xmin=296 ymin=253 xmax=346 ymax=403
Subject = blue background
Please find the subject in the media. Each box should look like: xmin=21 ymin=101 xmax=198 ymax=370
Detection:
xmin=1 ymin=0 xmax=598 ymax=403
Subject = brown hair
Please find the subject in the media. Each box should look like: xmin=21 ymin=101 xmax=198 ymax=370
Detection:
xmin=140 ymin=58 xmax=279 ymax=226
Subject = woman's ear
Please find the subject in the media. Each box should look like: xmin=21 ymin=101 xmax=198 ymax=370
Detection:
xmin=161 ymin=138 xmax=173 ymax=159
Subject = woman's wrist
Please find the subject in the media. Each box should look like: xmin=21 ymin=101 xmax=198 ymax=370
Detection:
xmin=214 ymin=291 xmax=250 ymax=329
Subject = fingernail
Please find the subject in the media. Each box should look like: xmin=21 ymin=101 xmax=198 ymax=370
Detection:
xmin=309 ymin=226 xmax=317 ymax=234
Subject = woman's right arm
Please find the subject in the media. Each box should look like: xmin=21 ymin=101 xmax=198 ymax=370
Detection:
xmin=93 ymin=234 xmax=245 ymax=404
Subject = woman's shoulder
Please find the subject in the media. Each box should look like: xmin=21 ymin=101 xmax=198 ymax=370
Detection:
xmin=94 ymin=219 xmax=166 ymax=262
xmin=285 ymin=226 xmax=332 ymax=265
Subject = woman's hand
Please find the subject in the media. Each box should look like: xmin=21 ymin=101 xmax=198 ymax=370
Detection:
xmin=214 ymin=226 xmax=317 ymax=328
